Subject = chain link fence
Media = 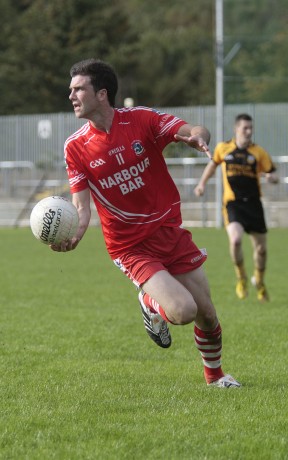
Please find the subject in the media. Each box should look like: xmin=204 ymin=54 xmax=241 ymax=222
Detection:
xmin=0 ymin=103 xmax=287 ymax=227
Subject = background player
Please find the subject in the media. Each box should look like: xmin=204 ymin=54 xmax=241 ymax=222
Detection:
xmin=51 ymin=58 xmax=240 ymax=388
xmin=194 ymin=113 xmax=278 ymax=301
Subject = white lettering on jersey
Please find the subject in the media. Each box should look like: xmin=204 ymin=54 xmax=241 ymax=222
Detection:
xmin=84 ymin=134 xmax=96 ymax=145
xmin=90 ymin=159 xmax=106 ymax=168
xmin=119 ymin=177 xmax=145 ymax=195
xmin=108 ymin=145 xmax=125 ymax=156
xmin=98 ymin=157 xmax=150 ymax=195
xmin=116 ymin=153 xmax=125 ymax=165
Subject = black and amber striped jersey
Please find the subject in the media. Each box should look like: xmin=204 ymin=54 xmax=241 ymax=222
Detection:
xmin=213 ymin=139 xmax=276 ymax=205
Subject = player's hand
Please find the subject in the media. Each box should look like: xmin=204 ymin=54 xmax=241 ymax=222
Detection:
xmin=194 ymin=184 xmax=205 ymax=197
xmin=266 ymin=173 xmax=279 ymax=184
xmin=174 ymin=134 xmax=212 ymax=159
xmin=50 ymin=237 xmax=81 ymax=252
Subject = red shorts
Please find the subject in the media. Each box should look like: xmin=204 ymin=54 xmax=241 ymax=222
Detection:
xmin=113 ymin=226 xmax=207 ymax=288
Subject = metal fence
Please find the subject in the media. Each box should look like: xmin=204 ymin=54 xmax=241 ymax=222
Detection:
xmin=1 ymin=155 xmax=287 ymax=228
xmin=0 ymin=103 xmax=288 ymax=227
xmin=165 ymin=156 xmax=288 ymax=227
xmin=1 ymin=103 xmax=288 ymax=165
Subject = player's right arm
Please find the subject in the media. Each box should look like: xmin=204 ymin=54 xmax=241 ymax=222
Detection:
xmin=50 ymin=188 xmax=91 ymax=252
xmin=194 ymin=160 xmax=218 ymax=197
xmin=72 ymin=188 xmax=91 ymax=241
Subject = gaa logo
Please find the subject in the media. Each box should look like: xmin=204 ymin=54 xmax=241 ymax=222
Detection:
xmin=131 ymin=140 xmax=145 ymax=156
xmin=90 ymin=159 xmax=106 ymax=168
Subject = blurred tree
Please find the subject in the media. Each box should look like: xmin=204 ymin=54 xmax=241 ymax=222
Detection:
xmin=0 ymin=0 xmax=287 ymax=114
xmin=0 ymin=0 xmax=135 ymax=114
xmin=119 ymin=0 xmax=215 ymax=107
xmin=223 ymin=0 xmax=288 ymax=103
xmin=0 ymin=0 xmax=215 ymax=113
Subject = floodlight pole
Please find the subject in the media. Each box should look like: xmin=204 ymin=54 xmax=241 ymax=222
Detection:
xmin=215 ymin=0 xmax=224 ymax=228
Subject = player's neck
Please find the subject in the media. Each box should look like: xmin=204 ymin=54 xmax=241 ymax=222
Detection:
xmin=235 ymin=138 xmax=250 ymax=150
xmin=90 ymin=106 xmax=115 ymax=133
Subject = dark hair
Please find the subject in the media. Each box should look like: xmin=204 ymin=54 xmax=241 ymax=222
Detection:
xmin=235 ymin=113 xmax=253 ymax=123
xmin=70 ymin=58 xmax=118 ymax=107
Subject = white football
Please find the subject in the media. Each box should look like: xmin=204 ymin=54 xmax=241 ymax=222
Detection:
xmin=30 ymin=196 xmax=79 ymax=245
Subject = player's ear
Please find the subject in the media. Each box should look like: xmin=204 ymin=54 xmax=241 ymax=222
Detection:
xmin=97 ymin=89 xmax=107 ymax=100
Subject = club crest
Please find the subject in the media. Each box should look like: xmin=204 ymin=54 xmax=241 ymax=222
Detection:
xmin=131 ymin=140 xmax=145 ymax=156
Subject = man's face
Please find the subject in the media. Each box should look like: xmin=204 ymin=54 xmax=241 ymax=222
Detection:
xmin=69 ymin=75 xmax=99 ymax=119
xmin=234 ymin=119 xmax=253 ymax=147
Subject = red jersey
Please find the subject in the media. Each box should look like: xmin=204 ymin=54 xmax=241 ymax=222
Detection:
xmin=64 ymin=107 xmax=186 ymax=258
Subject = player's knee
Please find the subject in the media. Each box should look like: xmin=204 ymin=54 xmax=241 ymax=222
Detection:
xmin=231 ymin=235 xmax=242 ymax=248
xmin=257 ymin=243 xmax=266 ymax=257
xmin=169 ymin=298 xmax=197 ymax=325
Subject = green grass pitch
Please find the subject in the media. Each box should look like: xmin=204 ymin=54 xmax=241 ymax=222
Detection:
xmin=0 ymin=227 xmax=287 ymax=459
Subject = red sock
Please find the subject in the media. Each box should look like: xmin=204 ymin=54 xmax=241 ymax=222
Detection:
xmin=194 ymin=323 xmax=225 ymax=384
xmin=143 ymin=293 xmax=171 ymax=323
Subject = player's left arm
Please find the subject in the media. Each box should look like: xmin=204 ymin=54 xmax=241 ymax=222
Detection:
xmin=174 ymin=124 xmax=212 ymax=159
xmin=265 ymin=171 xmax=279 ymax=184
xmin=259 ymin=148 xmax=279 ymax=184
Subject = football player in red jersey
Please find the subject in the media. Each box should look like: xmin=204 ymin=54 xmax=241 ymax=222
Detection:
xmin=51 ymin=58 xmax=240 ymax=388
